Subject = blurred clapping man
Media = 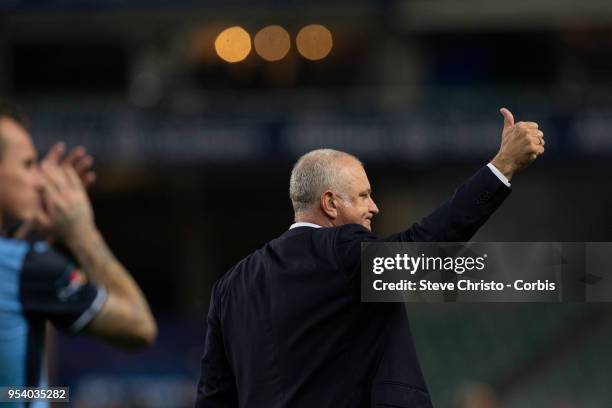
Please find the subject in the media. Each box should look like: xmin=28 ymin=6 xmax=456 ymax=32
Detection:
xmin=0 ymin=103 xmax=156 ymax=402
xmin=196 ymin=108 xmax=545 ymax=407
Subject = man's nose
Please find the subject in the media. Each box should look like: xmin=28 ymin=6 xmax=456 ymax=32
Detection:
xmin=369 ymin=198 xmax=379 ymax=215
xmin=33 ymin=166 xmax=45 ymax=190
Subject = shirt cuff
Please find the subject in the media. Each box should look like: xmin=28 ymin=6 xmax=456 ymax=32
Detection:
xmin=487 ymin=163 xmax=511 ymax=188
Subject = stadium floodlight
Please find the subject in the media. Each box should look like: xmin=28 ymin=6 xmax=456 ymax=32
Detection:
xmin=296 ymin=24 xmax=333 ymax=61
xmin=254 ymin=25 xmax=291 ymax=62
xmin=214 ymin=26 xmax=252 ymax=63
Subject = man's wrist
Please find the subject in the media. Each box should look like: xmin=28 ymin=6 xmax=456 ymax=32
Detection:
xmin=490 ymin=156 xmax=515 ymax=181
xmin=62 ymin=220 xmax=98 ymax=247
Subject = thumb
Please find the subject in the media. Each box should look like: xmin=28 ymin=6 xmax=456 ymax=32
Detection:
xmin=500 ymin=107 xmax=514 ymax=129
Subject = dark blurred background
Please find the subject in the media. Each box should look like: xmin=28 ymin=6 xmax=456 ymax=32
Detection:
xmin=1 ymin=0 xmax=611 ymax=406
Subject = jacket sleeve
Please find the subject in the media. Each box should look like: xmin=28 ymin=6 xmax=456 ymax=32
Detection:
xmin=195 ymin=282 xmax=239 ymax=408
xmin=385 ymin=165 xmax=510 ymax=242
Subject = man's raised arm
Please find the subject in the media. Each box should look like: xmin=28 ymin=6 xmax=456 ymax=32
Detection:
xmin=388 ymin=107 xmax=545 ymax=243
xmin=38 ymin=160 xmax=157 ymax=349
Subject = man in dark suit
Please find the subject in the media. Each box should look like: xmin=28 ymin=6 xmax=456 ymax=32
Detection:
xmin=196 ymin=108 xmax=545 ymax=407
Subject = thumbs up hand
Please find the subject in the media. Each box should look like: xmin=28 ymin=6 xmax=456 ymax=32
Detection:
xmin=490 ymin=107 xmax=545 ymax=181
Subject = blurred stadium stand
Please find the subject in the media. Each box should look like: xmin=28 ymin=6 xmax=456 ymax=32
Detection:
xmin=409 ymin=304 xmax=609 ymax=407
xmin=1 ymin=0 xmax=612 ymax=406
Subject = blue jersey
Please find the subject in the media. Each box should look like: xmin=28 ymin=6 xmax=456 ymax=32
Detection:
xmin=0 ymin=237 xmax=106 ymax=407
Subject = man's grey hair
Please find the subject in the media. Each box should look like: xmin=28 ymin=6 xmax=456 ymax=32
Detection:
xmin=289 ymin=149 xmax=361 ymax=214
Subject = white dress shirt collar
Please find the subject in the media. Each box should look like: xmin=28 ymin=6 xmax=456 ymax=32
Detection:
xmin=289 ymin=222 xmax=323 ymax=230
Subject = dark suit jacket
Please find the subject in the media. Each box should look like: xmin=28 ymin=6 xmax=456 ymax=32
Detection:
xmin=196 ymin=166 xmax=510 ymax=408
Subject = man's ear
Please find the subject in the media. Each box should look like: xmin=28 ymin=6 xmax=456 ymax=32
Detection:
xmin=320 ymin=191 xmax=338 ymax=219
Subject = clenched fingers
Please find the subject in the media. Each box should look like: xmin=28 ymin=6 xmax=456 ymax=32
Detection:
xmin=516 ymin=121 xmax=539 ymax=129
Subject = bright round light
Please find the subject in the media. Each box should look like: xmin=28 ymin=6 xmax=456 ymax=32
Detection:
xmin=296 ymin=24 xmax=333 ymax=61
xmin=214 ymin=26 xmax=252 ymax=63
xmin=254 ymin=25 xmax=291 ymax=62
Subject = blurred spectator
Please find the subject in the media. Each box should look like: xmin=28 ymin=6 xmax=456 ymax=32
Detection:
xmin=456 ymin=382 xmax=497 ymax=408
